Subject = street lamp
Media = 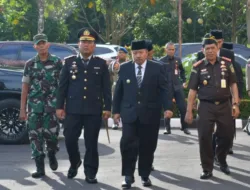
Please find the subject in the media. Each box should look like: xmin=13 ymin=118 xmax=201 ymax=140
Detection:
xmin=187 ymin=17 xmax=203 ymax=42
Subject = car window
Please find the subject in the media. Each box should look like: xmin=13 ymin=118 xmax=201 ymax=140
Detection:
xmin=0 ymin=44 xmax=20 ymax=60
xmin=114 ymin=46 xmax=119 ymax=52
xmin=94 ymin=47 xmax=113 ymax=55
xmin=20 ymin=45 xmax=37 ymax=61
xmin=235 ymin=55 xmax=247 ymax=68
xmin=49 ymin=46 xmax=75 ymax=59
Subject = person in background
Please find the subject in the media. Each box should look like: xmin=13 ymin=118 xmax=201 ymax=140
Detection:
xmin=109 ymin=47 xmax=128 ymax=129
xmin=160 ymin=42 xmax=190 ymax=135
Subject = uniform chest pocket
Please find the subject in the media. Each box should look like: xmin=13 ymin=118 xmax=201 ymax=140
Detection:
xmin=92 ymin=70 xmax=102 ymax=83
xmin=30 ymin=68 xmax=44 ymax=80
xmin=200 ymin=73 xmax=211 ymax=85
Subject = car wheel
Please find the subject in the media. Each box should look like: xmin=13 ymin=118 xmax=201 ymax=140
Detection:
xmin=0 ymin=99 xmax=29 ymax=144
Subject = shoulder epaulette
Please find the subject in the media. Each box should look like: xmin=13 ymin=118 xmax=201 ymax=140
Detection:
xmin=64 ymin=55 xmax=77 ymax=60
xmin=193 ymin=59 xmax=203 ymax=67
xmin=221 ymin=56 xmax=231 ymax=62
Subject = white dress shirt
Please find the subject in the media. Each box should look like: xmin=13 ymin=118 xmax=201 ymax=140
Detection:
xmin=135 ymin=60 xmax=147 ymax=81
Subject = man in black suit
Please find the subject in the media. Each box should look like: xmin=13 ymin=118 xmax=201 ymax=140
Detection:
xmin=56 ymin=28 xmax=111 ymax=183
xmin=112 ymin=40 xmax=173 ymax=189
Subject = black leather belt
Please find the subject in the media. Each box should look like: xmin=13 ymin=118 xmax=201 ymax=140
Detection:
xmin=200 ymin=99 xmax=229 ymax=105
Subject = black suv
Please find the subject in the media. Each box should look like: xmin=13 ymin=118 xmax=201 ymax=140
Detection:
xmin=0 ymin=41 xmax=77 ymax=144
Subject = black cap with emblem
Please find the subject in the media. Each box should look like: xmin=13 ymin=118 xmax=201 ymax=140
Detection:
xmin=202 ymin=33 xmax=218 ymax=47
xmin=77 ymin=27 xmax=98 ymax=41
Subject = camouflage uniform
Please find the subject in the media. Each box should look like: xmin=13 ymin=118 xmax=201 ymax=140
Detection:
xmin=22 ymin=54 xmax=62 ymax=159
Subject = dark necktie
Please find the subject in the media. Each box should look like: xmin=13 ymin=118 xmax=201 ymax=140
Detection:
xmin=82 ymin=59 xmax=89 ymax=68
xmin=137 ymin=65 xmax=142 ymax=88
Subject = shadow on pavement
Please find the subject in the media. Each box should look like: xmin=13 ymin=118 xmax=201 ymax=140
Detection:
xmin=158 ymin=133 xmax=198 ymax=145
xmin=46 ymin=171 xmax=120 ymax=190
xmin=0 ymin=168 xmax=36 ymax=187
xmin=151 ymin=170 xmax=250 ymax=190
xmin=57 ymin=139 xmax=115 ymax=160
xmin=0 ymin=184 xmax=11 ymax=190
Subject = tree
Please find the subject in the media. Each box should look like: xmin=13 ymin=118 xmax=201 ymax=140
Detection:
xmin=0 ymin=0 xmax=72 ymax=42
xmin=188 ymin=0 xmax=247 ymax=43
xmin=247 ymin=0 xmax=250 ymax=44
xmin=72 ymin=0 xmax=166 ymax=44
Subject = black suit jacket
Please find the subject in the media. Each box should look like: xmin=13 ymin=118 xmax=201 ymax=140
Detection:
xmin=112 ymin=60 xmax=173 ymax=124
xmin=56 ymin=55 xmax=111 ymax=115
xmin=160 ymin=55 xmax=186 ymax=91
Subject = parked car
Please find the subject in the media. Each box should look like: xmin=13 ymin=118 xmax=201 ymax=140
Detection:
xmin=68 ymin=43 xmax=121 ymax=60
xmin=0 ymin=41 xmax=77 ymax=144
xmin=174 ymin=43 xmax=250 ymax=59
xmin=0 ymin=41 xmax=77 ymax=69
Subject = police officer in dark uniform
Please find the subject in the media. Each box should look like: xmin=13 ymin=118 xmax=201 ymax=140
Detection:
xmin=160 ymin=42 xmax=190 ymax=135
xmin=56 ymin=28 xmax=111 ymax=183
xmin=185 ymin=34 xmax=240 ymax=179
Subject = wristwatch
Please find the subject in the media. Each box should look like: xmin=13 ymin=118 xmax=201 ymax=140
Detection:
xmin=233 ymin=102 xmax=240 ymax=106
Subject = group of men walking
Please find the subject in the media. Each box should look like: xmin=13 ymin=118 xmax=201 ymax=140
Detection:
xmin=19 ymin=27 xmax=242 ymax=189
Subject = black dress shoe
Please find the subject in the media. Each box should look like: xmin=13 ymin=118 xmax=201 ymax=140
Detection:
xmin=220 ymin=165 xmax=230 ymax=175
xmin=85 ymin=176 xmax=98 ymax=184
xmin=67 ymin=160 xmax=82 ymax=179
xmin=164 ymin=129 xmax=171 ymax=134
xmin=228 ymin=148 xmax=234 ymax=155
xmin=121 ymin=176 xmax=135 ymax=189
xmin=141 ymin=177 xmax=152 ymax=187
xmin=200 ymin=171 xmax=213 ymax=179
xmin=214 ymin=157 xmax=220 ymax=166
xmin=151 ymin=165 xmax=155 ymax=171
xmin=183 ymin=128 xmax=191 ymax=135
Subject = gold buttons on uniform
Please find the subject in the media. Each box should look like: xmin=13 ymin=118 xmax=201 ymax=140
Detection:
xmin=138 ymin=101 xmax=141 ymax=104
xmin=84 ymin=87 xmax=87 ymax=90
xmin=84 ymin=70 xmax=87 ymax=74
xmin=84 ymin=79 xmax=87 ymax=82
xmin=83 ymin=96 xmax=87 ymax=99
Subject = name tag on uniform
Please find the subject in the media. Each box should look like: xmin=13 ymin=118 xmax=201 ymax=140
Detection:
xmin=94 ymin=67 xmax=100 ymax=69
xmin=221 ymin=79 xmax=226 ymax=88
xmin=45 ymin=65 xmax=54 ymax=69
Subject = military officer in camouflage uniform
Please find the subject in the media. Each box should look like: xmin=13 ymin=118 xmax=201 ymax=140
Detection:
xmin=56 ymin=28 xmax=111 ymax=183
xmin=109 ymin=47 xmax=128 ymax=129
xmin=19 ymin=33 xmax=62 ymax=178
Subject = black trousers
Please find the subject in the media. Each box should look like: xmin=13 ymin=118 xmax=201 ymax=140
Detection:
xmin=165 ymin=88 xmax=188 ymax=130
xmin=212 ymin=119 xmax=235 ymax=156
xmin=197 ymin=100 xmax=234 ymax=172
xmin=120 ymin=118 xmax=160 ymax=177
xmin=63 ymin=114 xmax=102 ymax=178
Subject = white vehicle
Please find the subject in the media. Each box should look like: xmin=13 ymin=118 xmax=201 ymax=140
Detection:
xmin=68 ymin=43 xmax=121 ymax=60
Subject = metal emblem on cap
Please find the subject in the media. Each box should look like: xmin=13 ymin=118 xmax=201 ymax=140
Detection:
xmin=83 ymin=29 xmax=90 ymax=36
